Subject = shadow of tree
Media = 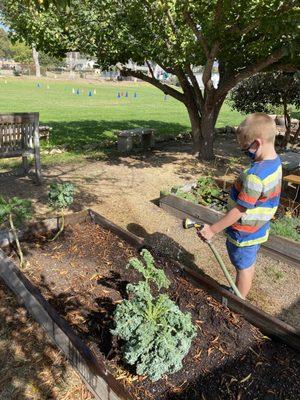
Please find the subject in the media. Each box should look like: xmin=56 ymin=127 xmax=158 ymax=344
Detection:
xmin=48 ymin=119 xmax=188 ymax=153
xmin=0 ymin=280 xmax=91 ymax=399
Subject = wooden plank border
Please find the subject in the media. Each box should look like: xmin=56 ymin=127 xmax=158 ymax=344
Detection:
xmin=159 ymin=194 xmax=300 ymax=268
xmin=0 ymin=210 xmax=299 ymax=400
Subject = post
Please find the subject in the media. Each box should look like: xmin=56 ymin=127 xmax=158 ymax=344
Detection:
xmin=33 ymin=113 xmax=42 ymax=184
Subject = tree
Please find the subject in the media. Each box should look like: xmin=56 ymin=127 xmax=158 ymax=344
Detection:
xmin=32 ymin=46 xmax=41 ymax=77
xmin=0 ymin=28 xmax=13 ymax=58
xmin=1 ymin=1 xmax=299 ymax=160
xmin=230 ymin=72 xmax=300 ymax=145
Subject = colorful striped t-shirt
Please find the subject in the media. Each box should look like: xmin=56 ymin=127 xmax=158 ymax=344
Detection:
xmin=226 ymin=156 xmax=282 ymax=247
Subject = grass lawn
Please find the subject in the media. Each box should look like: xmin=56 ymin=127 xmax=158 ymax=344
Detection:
xmin=0 ymin=77 xmax=245 ymax=165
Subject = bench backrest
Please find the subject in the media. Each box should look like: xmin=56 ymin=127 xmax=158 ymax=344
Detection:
xmin=0 ymin=113 xmax=39 ymax=158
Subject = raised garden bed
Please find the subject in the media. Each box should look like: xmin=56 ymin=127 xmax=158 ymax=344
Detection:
xmin=160 ymin=179 xmax=300 ymax=268
xmin=0 ymin=210 xmax=299 ymax=400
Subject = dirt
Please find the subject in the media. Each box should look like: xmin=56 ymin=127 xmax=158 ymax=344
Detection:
xmin=0 ymin=280 xmax=93 ymax=400
xmin=6 ymin=220 xmax=300 ymax=400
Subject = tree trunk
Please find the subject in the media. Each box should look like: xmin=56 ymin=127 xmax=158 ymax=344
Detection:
xmin=186 ymin=93 xmax=226 ymax=161
xmin=32 ymin=47 xmax=41 ymax=78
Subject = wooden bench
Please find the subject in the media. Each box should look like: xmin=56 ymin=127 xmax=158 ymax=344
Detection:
xmin=0 ymin=112 xmax=42 ymax=184
xmin=116 ymin=128 xmax=155 ymax=153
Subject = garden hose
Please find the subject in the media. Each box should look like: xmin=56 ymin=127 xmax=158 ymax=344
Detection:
xmin=183 ymin=218 xmax=243 ymax=299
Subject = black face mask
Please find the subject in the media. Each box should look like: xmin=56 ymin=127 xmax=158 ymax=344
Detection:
xmin=242 ymin=141 xmax=257 ymax=160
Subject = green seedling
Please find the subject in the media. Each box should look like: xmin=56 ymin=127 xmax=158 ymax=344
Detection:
xmin=0 ymin=197 xmax=32 ymax=267
xmin=48 ymin=182 xmax=75 ymax=241
xmin=111 ymin=249 xmax=196 ymax=382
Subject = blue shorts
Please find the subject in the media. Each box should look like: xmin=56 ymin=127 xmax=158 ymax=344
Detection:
xmin=226 ymin=239 xmax=261 ymax=270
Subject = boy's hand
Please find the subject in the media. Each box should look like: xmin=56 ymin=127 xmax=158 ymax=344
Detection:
xmin=197 ymin=224 xmax=215 ymax=242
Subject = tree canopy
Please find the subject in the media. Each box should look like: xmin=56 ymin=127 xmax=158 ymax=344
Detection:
xmin=230 ymin=71 xmax=300 ymax=144
xmin=1 ymin=0 xmax=299 ymax=159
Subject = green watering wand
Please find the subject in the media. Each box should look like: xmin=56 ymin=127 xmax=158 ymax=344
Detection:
xmin=183 ymin=218 xmax=243 ymax=299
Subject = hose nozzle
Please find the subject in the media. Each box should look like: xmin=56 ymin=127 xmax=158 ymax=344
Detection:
xmin=183 ymin=218 xmax=203 ymax=230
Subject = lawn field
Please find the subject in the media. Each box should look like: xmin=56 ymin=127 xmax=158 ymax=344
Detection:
xmin=0 ymin=77 xmax=245 ymax=164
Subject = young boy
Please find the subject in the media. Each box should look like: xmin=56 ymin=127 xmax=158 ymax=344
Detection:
xmin=199 ymin=113 xmax=282 ymax=299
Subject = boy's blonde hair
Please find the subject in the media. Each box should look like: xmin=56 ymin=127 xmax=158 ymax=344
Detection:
xmin=237 ymin=113 xmax=277 ymax=147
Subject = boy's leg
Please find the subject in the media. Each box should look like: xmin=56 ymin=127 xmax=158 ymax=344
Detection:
xmin=236 ymin=264 xmax=256 ymax=298
xmin=226 ymin=240 xmax=260 ymax=298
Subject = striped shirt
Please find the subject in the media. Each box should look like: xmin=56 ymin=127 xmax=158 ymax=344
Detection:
xmin=226 ymin=156 xmax=282 ymax=247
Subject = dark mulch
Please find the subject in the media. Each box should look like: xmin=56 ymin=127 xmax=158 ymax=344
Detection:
xmin=7 ymin=221 xmax=300 ymax=400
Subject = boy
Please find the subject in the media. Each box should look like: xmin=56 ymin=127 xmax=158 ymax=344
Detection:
xmin=199 ymin=113 xmax=282 ymax=299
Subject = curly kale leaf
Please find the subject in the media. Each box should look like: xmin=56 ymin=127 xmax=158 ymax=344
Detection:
xmin=0 ymin=196 xmax=32 ymax=227
xmin=127 ymin=249 xmax=170 ymax=290
xmin=111 ymin=280 xmax=196 ymax=381
xmin=48 ymin=182 xmax=75 ymax=211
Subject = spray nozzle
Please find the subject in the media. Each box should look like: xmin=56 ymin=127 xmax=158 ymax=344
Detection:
xmin=183 ymin=218 xmax=204 ymax=230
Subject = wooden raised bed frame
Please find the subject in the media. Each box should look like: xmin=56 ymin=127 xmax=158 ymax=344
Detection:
xmin=159 ymin=180 xmax=300 ymax=268
xmin=0 ymin=210 xmax=299 ymax=400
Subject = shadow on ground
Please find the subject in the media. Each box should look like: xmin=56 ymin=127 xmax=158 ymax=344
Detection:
xmin=0 ymin=281 xmax=78 ymax=399
xmin=47 ymin=119 xmax=188 ymax=152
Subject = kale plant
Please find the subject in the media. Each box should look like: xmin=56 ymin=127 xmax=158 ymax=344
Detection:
xmin=111 ymin=249 xmax=196 ymax=382
xmin=48 ymin=181 xmax=75 ymax=241
xmin=0 ymin=197 xmax=32 ymax=267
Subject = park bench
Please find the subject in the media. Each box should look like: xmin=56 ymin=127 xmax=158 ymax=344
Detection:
xmin=0 ymin=112 xmax=42 ymax=184
xmin=116 ymin=128 xmax=156 ymax=153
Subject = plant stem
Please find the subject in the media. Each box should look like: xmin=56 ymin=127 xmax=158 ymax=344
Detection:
xmin=50 ymin=212 xmax=65 ymax=241
xmin=9 ymin=213 xmax=24 ymax=268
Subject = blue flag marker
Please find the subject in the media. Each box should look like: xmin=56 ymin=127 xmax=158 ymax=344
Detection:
xmin=37 ymin=83 xmax=41 ymax=88
xmin=125 ymin=91 xmax=128 ymax=98
xmin=88 ymin=91 xmax=92 ymax=97
xmin=117 ymin=92 xmax=121 ymax=98
xmin=76 ymin=89 xmax=80 ymax=95
xmin=134 ymin=92 xmax=137 ymax=98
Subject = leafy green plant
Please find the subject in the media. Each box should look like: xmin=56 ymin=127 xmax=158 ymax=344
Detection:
xmin=271 ymin=216 xmax=300 ymax=242
xmin=48 ymin=181 xmax=75 ymax=241
xmin=0 ymin=197 xmax=32 ymax=267
xmin=195 ymin=176 xmax=221 ymax=205
xmin=111 ymin=249 xmax=196 ymax=382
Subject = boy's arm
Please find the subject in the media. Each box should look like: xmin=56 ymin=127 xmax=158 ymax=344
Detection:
xmin=200 ymin=173 xmax=263 ymax=241
xmin=199 ymin=205 xmax=246 ymax=241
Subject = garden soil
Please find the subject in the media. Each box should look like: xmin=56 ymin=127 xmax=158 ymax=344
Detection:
xmin=8 ymin=220 xmax=300 ymax=400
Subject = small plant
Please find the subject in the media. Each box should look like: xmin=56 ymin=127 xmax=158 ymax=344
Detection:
xmin=111 ymin=249 xmax=196 ymax=382
xmin=48 ymin=181 xmax=75 ymax=241
xmin=195 ymin=176 xmax=221 ymax=205
xmin=0 ymin=197 xmax=32 ymax=267
xmin=271 ymin=216 xmax=300 ymax=242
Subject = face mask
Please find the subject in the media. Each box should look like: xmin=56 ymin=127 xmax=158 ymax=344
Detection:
xmin=242 ymin=141 xmax=257 ymax=160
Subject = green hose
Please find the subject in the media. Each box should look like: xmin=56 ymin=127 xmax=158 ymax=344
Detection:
xmin=206 ymin=241 xmax=243 ymax=299
xmin=183 ymin=218 xmax=243 ymax=299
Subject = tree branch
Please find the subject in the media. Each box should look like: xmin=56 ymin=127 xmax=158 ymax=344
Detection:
xmin=183 ymin=10 xmax=209 ymax=58
xmin=218 ymin=48 xmax=286 ymax=95
xmin=119 ymin=66 xmax=185 ymax=103
xmin=202 ymin=43 xmax=219 ymax=90
xmin=146 ymin=60 xmax=155 ymax=79
xmin=185 ymin=64 xmax=204 ymax=110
